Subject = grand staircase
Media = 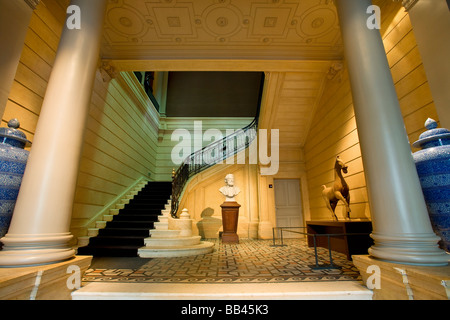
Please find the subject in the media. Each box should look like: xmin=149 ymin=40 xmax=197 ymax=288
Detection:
xmin=77 ymin=181 xmax=172 ymax=257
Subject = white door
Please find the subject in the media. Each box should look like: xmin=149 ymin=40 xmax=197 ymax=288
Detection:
xmin=274 ymin=179 xmax=303 ymax=239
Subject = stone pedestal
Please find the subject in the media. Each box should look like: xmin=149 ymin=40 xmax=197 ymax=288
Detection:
xmin=353 ymin=255 xmax=450 ymax=300
xmin=0 ymin=255 xmax=92 ymax=300
xmin=220 ymin=201 xmax=241 ymax=244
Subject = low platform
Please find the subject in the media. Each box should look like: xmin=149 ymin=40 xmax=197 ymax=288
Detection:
xmin=138 ymin=241 xmax=215 ymax=258
xmin=72 ymin=281 xmax=372 ymax=300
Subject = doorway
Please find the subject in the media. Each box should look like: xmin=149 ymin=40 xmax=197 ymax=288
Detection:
xmin=274 ymin=179 xmax=304 ymax=239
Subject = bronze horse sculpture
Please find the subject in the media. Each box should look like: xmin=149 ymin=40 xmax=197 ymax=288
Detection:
xmin=321 ymin=156 xmax=351 ymax=221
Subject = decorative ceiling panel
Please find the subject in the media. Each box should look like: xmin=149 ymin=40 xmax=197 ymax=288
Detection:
xmin=101 ymin=0 xmax=343 ymax=60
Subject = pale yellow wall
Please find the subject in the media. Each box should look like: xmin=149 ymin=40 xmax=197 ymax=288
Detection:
xmin=256 ymin=72 xmax=311 ymax=235
xmin=304 ymin=2 xmax=441 ymax=221
xmin=304 ymin=68 xmax=368 ymax=221
xmin=381 ymin=3 xmax=441 ymax=151
xmin=155 ymin=117 xmax=254 ymax=181
xmin=70 ymin=71 xmax=159 ymax=240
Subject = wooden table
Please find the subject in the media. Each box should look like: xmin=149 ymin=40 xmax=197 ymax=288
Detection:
xmin=306 ymin=220 xmax=373 ymax=260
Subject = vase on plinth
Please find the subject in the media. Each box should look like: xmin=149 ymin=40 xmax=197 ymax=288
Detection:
xmin=0 ymin=119 xmax=31 ymax=239
xmin=412 ymin=118 xmax=450 ymax=252
xmin=220 ymin=201 xmax=241 ymax=244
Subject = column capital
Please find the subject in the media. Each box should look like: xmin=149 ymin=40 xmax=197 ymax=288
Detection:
xmin=401 ymin=0 xmax=419 ymax=11
xmin=99 ymin=61 xmax=118 ymax=82
xmin=24 ymin=0 xmax=40 ymax=10
xmin=327 ymin=62 xmax=344 ymax=81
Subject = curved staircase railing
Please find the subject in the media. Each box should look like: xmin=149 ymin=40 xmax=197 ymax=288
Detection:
xmin=170 ymin=116 xmax=259 ymax=218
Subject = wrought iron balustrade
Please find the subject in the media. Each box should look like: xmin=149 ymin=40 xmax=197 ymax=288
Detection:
xmin=170 ymin=117 xmax=259 ymax=218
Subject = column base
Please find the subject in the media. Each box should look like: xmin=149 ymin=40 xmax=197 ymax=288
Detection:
xmin=369 ymin=232 xmax=449 ymax=267
xmin=0 ymin=233 xmax=75 ymax=267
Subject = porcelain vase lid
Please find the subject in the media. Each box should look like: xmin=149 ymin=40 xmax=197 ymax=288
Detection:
xmin=412 ymin=118 xmax=450 ymax=149
xmin=0 ymin=119 xmax=31 ymax=148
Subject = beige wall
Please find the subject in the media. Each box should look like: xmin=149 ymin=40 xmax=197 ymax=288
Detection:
xmin=382 ymin=3 xmax=441 ymax=151
xmin=303 ymin=2 xmax=441 ymax=221
xmin=304 ymin=68 xmax=368 ymax=221
xmin=70 ymin=71 xmax=159 ymax=240
xmin=155 ymin=117 xmax=254 ymax=181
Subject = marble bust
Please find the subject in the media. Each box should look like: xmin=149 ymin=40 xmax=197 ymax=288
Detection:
xmin=219 ymin=174 xmax=240 ymax=202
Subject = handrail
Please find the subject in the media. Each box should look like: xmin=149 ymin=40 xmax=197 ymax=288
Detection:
xmin=171 ymin=117 xmax=259 ymax=218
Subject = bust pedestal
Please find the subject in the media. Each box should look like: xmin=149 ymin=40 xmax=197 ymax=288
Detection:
xmin=220 ymin=201 xmax=241 ymax=244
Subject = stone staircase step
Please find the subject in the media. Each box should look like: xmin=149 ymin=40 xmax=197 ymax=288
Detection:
xmin=138 ymin=241 xmax=215 ymax=258
xmin=143 ymin=235 xmax=201 ymax=247
xmin=150 ymin=229 xmax=181 ymax=238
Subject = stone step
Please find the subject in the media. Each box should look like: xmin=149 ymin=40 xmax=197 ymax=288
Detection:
xmin=96 ymin=221 xmax=107 ymax=229
xmin=158 ymin=216 xmax=169 ymax=223
xmin=154 ymin=221 xmax=168 ymax=230
xmin=72 ymin=281 xmax=373 ymax=300
xmin=143 ymin=236 xmax=201 ymax=247
xmin=150 ymin=229 xmax=181 ymax=238
xmin=88 ymin=228 xmax=99 ymax=237
xmin=77 ymin=236 xmax=90 ymax=247
xmin=103 ymin=215 xmax=114 ymax=222
xmin=138 ymin=241 xmax=215 ymax=258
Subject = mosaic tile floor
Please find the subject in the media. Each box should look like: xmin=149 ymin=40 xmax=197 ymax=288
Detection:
xmin=82 ymin=239 xmax=361 ymax=284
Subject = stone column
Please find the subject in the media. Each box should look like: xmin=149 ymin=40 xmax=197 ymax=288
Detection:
xmin=0 ymin=0 xmax=108 ymax=266
xmin=405 ymin=0 xmax=450 ymax=128
xmin=0 ymin=0 xmax=39 ymax=119
xmin=335 ymin=0 xmax=448 ymax=266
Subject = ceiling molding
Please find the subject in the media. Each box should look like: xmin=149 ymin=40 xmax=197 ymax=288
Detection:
xmin=104 ymin=59 xmax=341 ymax=72
xmin=101 ymin=0 xmax=343 ymax=61
xmin=24 ymin=0 xmax=40 ymax=10
xmin=401 ymin=0 xmax=419 ymax=11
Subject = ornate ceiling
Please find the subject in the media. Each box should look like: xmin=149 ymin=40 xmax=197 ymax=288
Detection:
xmin=101 ymin=0 xmax=344 ymax=61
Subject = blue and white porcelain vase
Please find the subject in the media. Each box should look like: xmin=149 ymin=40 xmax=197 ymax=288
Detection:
xmin=412 ymin=118 xmax=450 ymax=252
xmin=0 ymin=119 xmax=31 ymax=238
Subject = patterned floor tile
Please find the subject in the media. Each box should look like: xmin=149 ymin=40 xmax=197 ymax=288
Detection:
xmin=82 ymin=239 xmax=361 ymax=284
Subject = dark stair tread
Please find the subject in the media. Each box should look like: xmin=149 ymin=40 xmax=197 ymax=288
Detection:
xmin=105 ymin=221 xmax=155 ymax=228
xmin=98 ymin=231 xmax=150 ymax=237
xmin=77 ymin=245 xmax=141 ymax=257
xmin=88 ymin=236 xmax=145 ymax=246
xmin=118 ymin=209 xmax=162 ymax=214
xmin=112 ymin=218 xmax=158 ymax=222
xmin=80 ymin=181 xmax=171 ymax=257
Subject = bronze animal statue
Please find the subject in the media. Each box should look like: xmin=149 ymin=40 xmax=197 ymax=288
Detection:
xmin=321 ymin=156 xmax=351 ymax=221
